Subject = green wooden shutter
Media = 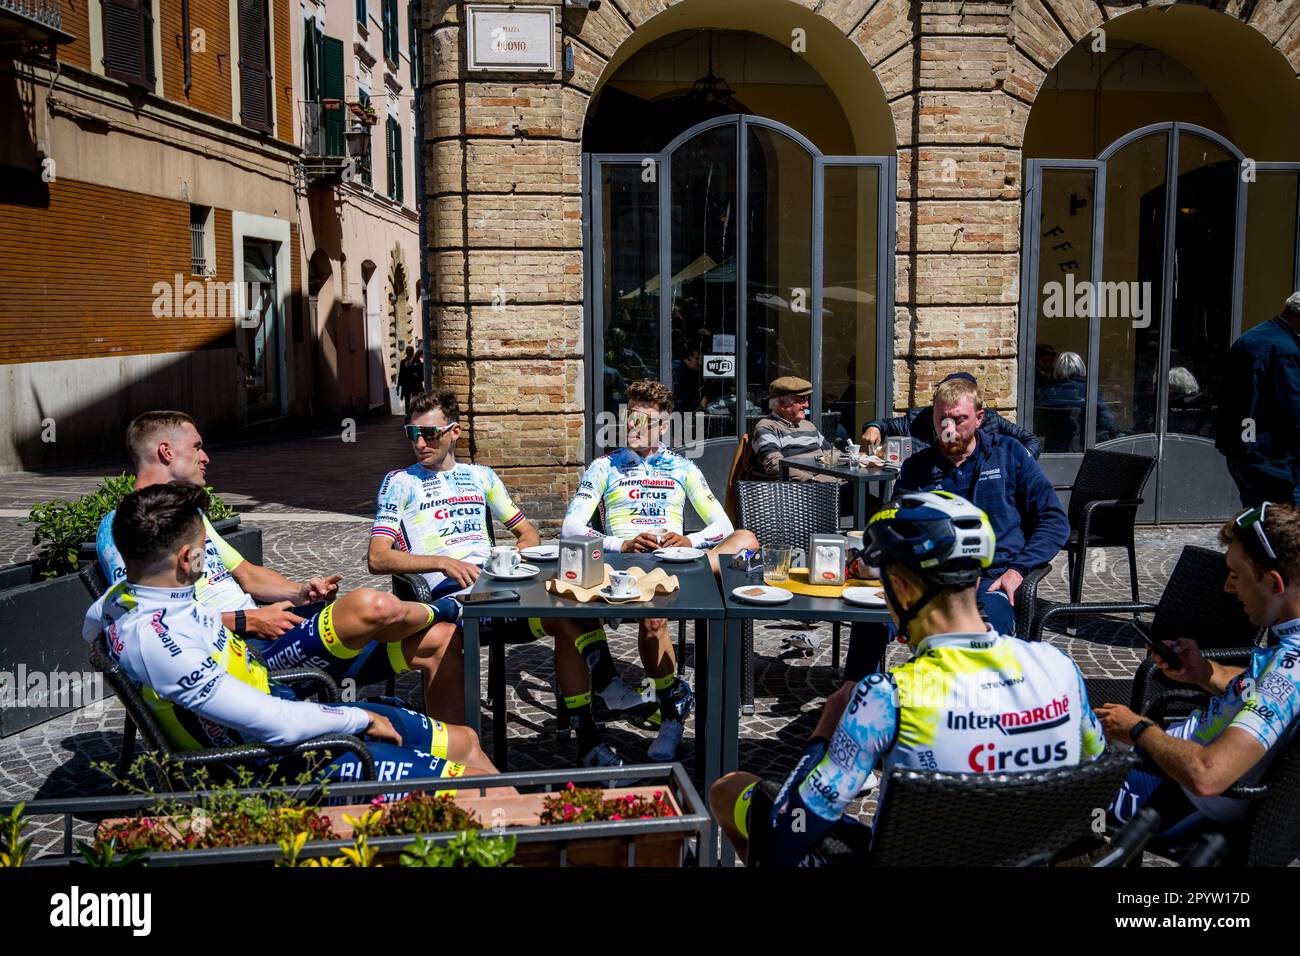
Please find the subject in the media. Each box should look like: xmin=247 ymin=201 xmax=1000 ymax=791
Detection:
xmin=393 ymin=118 xmax=403 ymax=203
xmin=322 ymin=35 xmax=345 ymax=157
xmin=358 ymin=89 xmax=373 ymax=185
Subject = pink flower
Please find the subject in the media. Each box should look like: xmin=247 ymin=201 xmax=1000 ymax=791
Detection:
xmin=566 ymin=782 xmax=575 ymax=790
xmin=370 ymin=795 xmax=387 ymax=807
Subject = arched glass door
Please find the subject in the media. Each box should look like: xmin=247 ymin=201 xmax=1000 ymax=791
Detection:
xmin=585 ymin=115 xmax=895 ymax=490
xmin=1022 ymin=123 xmax=1300 ymax=522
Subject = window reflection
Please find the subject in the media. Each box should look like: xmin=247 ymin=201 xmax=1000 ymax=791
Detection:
xmin=602 ymin=164 xmax=660 ymax=413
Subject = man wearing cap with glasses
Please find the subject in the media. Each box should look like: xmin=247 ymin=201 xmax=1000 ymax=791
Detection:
xmin=1098 ymin=502 xmax=1300 ymax=838
xmin=751 ymin=376 xmax=840 ymax=484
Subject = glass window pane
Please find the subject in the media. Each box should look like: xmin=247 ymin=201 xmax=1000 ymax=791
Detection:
xmin=745 ymin=125 xmax=813 ymax=429
xmin=670 ymin=126 xmax=738 ymax=438
xmin=1167 ymin=131 xmax=1237 ymax=440
xmin=821 ymin=164 xmax=879 ymax=441
xmin=601 ymin=163 xmax=661 ymax=417
xmin=1100 ymin=132 xmax=1167 ymax=440
xmin=1032 ymin=167 xmax=1097 ymax=452
xmin=1242 ymin=170 xmax=1299 ymax=333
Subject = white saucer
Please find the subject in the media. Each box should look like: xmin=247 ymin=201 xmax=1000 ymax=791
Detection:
xmin=731 ymin=584 xmax=793 ymax=605
xmin=654 ymin=547 xmax=705 ymax=562
xmin=841 ymin=586 xmax=887 ymax=607
xmin=597 ymin=585 xmax=642 ymax=603
xmin=485 ymin=564 xmax=540 ymax=580
xmin=520 ymin=545 xmax=559 ymax=561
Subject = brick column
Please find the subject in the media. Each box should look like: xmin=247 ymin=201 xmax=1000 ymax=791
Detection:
xmin=893 ymin=1 xmax=1024 ymax=417
xmin=420 ymin=0 xmax=597 ymax=531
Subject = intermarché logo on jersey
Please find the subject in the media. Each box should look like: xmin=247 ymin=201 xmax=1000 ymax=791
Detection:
xmin=946 ymin=694 xmax=1071 ymax=736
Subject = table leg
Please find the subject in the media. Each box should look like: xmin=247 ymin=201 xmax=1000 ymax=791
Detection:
xmin=719 ymin=617 xmax=742 ymax=867
xmin=779 ymin=462 xmax=789 ymax=481
xmin=698 ymin=618 xmax=726 ymax=868
xmin=854 ymin=480 xmax=867 ymax=530
xmin=462 ymin=617 xmax=481 ymax=736
xmin=883 ymin=478 xmax=894 ymax=502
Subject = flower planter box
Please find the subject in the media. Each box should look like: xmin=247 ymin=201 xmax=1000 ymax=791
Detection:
xmin=16 ymin=766 xmax=710 ymax=867
xmin=0 ymin=562 xmax=101 ymax=736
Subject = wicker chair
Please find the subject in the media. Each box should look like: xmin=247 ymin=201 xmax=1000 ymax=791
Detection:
xmin=854 ymin=750 xmax=1141 ymax=866
xmin=1141 ymin=689 xmax=1300 ymax=867
xmin=1031 ymin=545 xmax=1261 ymax=715
xmin=88 ymin=633 xmax=375 ymax=781
xmin=1061 ymin=448 xmax=1156 ymax=604
xmin=736 ymin=480 xmax=841 ymax=709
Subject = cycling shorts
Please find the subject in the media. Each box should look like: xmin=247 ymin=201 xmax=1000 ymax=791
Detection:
xmin=735 ymin=778 xmax=872 ymax=867
xmin=253 ymin=601 xmax=409 ymax=685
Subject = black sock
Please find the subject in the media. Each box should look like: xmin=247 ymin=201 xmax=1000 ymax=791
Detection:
xmin=653 ymin=673 xmax=682 ymax=722
xmin=577 ymin=629 xmax=618 ymax=692
xmin=565 ymin=691 xmax=600 ymax=754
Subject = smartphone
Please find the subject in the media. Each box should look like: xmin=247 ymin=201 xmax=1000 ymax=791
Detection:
xmin=461 ymin=589 xmax=520 ymax=604
xmin=1133 ymin=620 xmax=1182 ymax=669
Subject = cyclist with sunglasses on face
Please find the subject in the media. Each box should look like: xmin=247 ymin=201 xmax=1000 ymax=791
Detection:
xmin=1099 ymin=502 xmax=1300 ymax=840
xmin=367 ymin=388 xmax=595 ymax=752
xmin=561 ymin=379 xmax=759 ymax=766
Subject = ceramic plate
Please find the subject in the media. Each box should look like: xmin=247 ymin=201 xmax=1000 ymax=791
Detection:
xmin=731 ymin=584 xmax=793 ymax=605
xmin=841 ymin=586 xmax=887 ymax=607
xmin=485 ymin=564 xmax=540 ymax=580
xmin=653 ymin=547 xmax=705 ymax=562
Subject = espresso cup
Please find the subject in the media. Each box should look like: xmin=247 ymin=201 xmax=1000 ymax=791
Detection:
xmin=490 ymin=546 xmax=520 ymax=575
xmin=610 ymin=570 xmax=638 ymax=597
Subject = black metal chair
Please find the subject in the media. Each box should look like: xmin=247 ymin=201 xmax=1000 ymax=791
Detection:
xmin=1061 ymin=448 xmax=1157 ymax=604
xmin=1139 ymin=689 xmax=1300 ymax=868
xmin=1089 ymin=807 xmax=1162 ymax=867
xmin=736 ymin=480 xmax=841 ymax=708
xmin=88 ymin=633 xmax=375 ymax=782
xmin=854 ymin=750 xmax=1141 ymax=866
xmin=1031 ymin=545 xmax=1262 ymax=716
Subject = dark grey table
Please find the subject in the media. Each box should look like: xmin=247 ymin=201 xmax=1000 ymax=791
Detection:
xmin=457 ymin=551 xmax=730 ymax=863
xmin=717 ymin=563 xmax=894 ymax=865
xmin=777 ymin=452 xmax=899 ymax=527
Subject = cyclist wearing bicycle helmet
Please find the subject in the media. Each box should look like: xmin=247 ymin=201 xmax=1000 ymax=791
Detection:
xmin=710 ymin=491 xmax=1106 ymax=866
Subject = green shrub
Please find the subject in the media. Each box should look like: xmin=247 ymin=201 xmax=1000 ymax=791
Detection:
xmin=26 ymin=473 xmax=236 ymax=578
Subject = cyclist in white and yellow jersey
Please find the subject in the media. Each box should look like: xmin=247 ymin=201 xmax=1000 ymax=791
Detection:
xmin=96 ymin=411 xmax=465 ymax=721
xmin=561 ymin=380 xmax=759 ymax=765
xmin=711 ymin=492 xmax=1105 ymax=865
xmin=366 ymin=388 xmax=596 ymax=758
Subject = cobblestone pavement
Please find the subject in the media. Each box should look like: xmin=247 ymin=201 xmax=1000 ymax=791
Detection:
xmin=0 ymin=424 xmax=1230 ymax=861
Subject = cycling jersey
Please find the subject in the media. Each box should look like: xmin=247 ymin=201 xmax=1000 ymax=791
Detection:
xmin=372 ymin=461 xmax=525 ymax=593
xmin=561 ymin=447 xmax=732 ymax=552
xmin=83 ymin=582 xmax=462 ymax=782
xmin=98 ymin=510 xmax=256 ymax=612
xmin=753 ymin=630 xmax=1105 ymax=865
xmin=1120 ymin=618 xmax=1300 ymax=824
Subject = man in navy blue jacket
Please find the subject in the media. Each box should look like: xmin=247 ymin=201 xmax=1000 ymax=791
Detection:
xmin=861 ymin=372 xmax=1043 ymax=459
xmin=1215 ymin=293 xmax=1300 ymax=507
xmin=842 ymin=375 xmax=1069 ymax=685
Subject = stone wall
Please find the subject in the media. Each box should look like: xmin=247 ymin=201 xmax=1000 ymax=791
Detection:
xmin=418 ymin=0 xmax=1300 ymax=530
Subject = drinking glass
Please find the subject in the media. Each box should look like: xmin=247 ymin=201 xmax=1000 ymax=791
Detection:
xmin=762 ymin=545 xmax=793 ymax=583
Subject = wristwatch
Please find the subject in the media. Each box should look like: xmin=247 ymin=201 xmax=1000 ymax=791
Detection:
xmin=1129 ymin=719 xmax=1154 ymax=744
xmin=234 ymin=610 xmax=247 ymax=634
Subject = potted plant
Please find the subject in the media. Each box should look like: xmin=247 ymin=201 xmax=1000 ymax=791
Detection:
xmin=0 ymin=476 xmax=250 ymax=737
xmin=2 ymin=764 xmax=707 ymax=867
xmin=348 ymin=101 xmax=378 ymax=126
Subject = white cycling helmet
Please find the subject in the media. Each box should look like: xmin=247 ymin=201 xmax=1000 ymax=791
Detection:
xmin=865 ymin=490 xmax=996 ymax=588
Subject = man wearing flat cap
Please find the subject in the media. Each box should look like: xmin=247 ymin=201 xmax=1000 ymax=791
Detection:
xmin=751 ymin=376 xmax=839 ymax=484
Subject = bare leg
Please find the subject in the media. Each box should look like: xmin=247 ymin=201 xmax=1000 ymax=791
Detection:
xmin=330 ymin=588 xmax=444 ymax=649
xmin=637 ymin=617 xmax=675 ymax=680
xmin=710 ymin=771 xmax=760 ymax=864
xmin=706 ymin=529 xmax=760 ymax=575
xmin=546 ymin=618 xmax=592 ymax=699
xmin=408 ymin=624 xmax=463 ymax=723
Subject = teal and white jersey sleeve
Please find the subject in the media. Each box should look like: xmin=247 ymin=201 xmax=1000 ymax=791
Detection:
xmin=96 ymin=511 xmax=126 ymax=588
xmin=682 ymin=460 xmax=733 ymax=549
xmin=796 ymin=673 xmax=899 ymax=823
xmin=1075 ymin=661 xmax=1106 ymax=761
xmin=562 ymin=458 xmax=620 ymax=553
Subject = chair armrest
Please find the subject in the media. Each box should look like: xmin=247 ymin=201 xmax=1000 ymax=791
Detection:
xmin=174 ymin=735 xmax=376 ymax=780
xmin=1015 ymin=563 xmax=1052 ymax=639
xmin=392 ymin=573 xmax=433 ymax=603
xmin=1179 ymin=831 xmax=1229 ymax=868
xmin=1029 ymin=602 xmax=1157 ymax=642
xmin=1093 ymin=807 xmax=1161 ymax=867
xmin=268 ymin=666 xmax=341 ymax=703
xmin=1132 ymin=647 xmax=1253 ymax=715
xmin=1077 ymin=498 xmax=1143 ymax=545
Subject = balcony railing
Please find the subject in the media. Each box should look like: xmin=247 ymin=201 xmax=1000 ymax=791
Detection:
xmin=1 ymin=0 xmax=61 ymax=30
